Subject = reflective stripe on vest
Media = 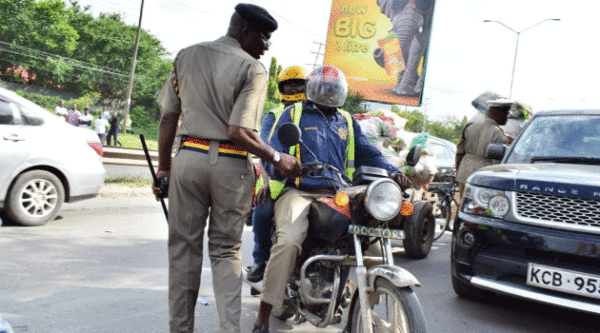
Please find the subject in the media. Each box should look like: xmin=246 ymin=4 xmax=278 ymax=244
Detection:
xmin=254 ymin=104 xmax=286 ymax=195
xmin=270 ymin=103 xmax=355 ymax=200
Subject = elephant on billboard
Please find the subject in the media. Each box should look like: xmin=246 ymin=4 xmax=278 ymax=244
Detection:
xmin=375 ymin=0 xmax=435 ymax=97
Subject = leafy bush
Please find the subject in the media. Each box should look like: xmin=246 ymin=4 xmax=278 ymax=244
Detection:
xmin=14 ymin=90 xmax=100 ymax=113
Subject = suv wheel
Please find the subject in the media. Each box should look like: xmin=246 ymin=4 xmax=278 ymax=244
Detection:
xmin=5 ymin=170 xmax=65 ymax=226
xmin=451 ymin=264 xmax=494 ymax=300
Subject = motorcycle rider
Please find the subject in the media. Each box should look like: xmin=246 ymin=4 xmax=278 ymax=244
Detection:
xmin=247 ymin=65 xmax=307 ymax=283
xmin=252 ymin=65 xmax=412 ymax=333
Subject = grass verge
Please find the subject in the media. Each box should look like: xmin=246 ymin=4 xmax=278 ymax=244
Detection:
xmin=105 ymin=176 xmax=153 ymax=187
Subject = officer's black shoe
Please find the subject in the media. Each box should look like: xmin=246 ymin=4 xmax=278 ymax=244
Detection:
xmin=252 ymin=323 xmax=268 ymax=333
xmin=247 ymin=263 xmax=266 ymax=283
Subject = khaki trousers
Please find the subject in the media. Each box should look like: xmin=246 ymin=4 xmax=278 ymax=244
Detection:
xmin=261 ymin=188 xmax=325 ymax=308
xmin=168 ymin=147 xmax=254 ymax=333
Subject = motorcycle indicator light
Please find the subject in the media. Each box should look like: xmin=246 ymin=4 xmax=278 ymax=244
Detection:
xmin=334 ymin=192 xmax=349 ymax=207
xmin=400 ymin=201 xmax=414 ymax=216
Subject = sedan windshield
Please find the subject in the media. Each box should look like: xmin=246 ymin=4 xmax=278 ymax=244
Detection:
xmin=506 ymin=114 xmax=600 ymax=164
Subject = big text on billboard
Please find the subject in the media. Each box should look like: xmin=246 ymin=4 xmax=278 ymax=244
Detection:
xmin=323 ymin=0 xmax=436 ymax=106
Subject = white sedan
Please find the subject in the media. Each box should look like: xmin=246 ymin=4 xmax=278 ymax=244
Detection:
xmin=0 ymin=88 xmax=105 ymax=226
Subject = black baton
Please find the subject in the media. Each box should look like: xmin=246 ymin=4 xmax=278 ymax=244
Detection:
xmin=140 ymin=134 xmax=168 ymax=221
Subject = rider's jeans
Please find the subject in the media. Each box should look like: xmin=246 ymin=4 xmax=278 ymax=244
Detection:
xmin=251 ymin=197 xmax=275 ymax=266
xmin=261 ymin=188 xmax=326 ymax=308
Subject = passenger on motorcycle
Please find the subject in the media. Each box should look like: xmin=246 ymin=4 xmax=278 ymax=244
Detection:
xmin=247 ymin=65 xmax=307 ymax=283
xmin=252 ymin=65 xmax=412 ymax=333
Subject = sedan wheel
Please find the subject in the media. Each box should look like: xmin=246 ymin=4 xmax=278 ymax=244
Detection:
xmin=5 ymin=170 xmax=65 ymax=226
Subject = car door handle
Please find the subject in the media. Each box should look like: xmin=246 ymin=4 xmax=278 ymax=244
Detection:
xmin=3 ymin=134 xmax=25 ymax=142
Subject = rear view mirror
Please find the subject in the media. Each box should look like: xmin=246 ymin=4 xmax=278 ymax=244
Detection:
xmin=406 ymin=146 xmax=421 ymax=167
xmin=486 ymin=144 xmax=506 ymax=160
xmin=278 ymin=122 xmax=302 ymax=147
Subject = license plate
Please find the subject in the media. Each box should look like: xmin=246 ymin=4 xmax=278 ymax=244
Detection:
xmin=348 ymin=224 xmax=404 ymax=240
xmin=526 ymin=263 xmax=600 ymax=300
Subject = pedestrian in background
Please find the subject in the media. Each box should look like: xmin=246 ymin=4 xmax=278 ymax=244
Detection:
xmin=79 ymin=107 xmax=93 ymax=129
xmin=455 ymin=99 xmax=511 ymax=198
xmin=107 ymin=112 xmax=121 ymax=147
xmin=94 ymin=113 xmax=108 ymax=145
xmin=55 ymin=100 xmax=67 ymax=121
xmin=65 ymin=103 xmax=80 ymax=126
xmin=152 ymin=3 xmax=301 ymax=333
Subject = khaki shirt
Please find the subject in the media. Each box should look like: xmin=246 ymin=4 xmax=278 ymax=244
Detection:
xmin=157 ymin=36 xmax=268 ymax=141
xmin=456 ymin=117 xmax=508 ymax=184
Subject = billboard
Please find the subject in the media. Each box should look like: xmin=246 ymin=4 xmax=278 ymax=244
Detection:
xmin=323 ymin=0 xmax=436 ymax=106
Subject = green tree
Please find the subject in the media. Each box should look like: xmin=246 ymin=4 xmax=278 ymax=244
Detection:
xmin=265 ymin=57 xmax=280 ymax=103
xmin=342 ymin=90 xmax=366 ymax=114
xmin=0 ymin=0 xmax=79 ymax=86
xmin=396 ymin=109 xmax=425 ymax=132
xmin=0 ymin=0 xmax=171 ymax=123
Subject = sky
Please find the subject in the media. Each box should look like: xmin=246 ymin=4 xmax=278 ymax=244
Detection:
xmin=71 ymin=0 xmax=600 ymax=121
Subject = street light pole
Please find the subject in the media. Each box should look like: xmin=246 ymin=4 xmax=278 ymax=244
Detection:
xmin=483 ymin=18 xmax=560 ymax=98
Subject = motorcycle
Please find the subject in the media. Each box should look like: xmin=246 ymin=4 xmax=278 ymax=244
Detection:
xmin=246 ymin=123 xmax=428 ymax=333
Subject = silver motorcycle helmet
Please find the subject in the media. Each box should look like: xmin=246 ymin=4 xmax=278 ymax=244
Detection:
xmin=306 ymin=65 xmax=348 ymax=108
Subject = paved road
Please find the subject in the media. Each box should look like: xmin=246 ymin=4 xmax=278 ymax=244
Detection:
xmin=1 ymin=196 xmax=598 ymax=332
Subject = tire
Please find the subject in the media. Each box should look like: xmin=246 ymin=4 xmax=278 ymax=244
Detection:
xmin=432 ymin=193 xmax=450 ymax=241
xmin=349 ymin=278 xmax=427 ymax=333
xmin=450 ymin=259 xmax=494 ymax=300
xmin=403 ymin=201 xmax=435 ymax=259
xmin=451 ymin=273 xmax=494 ymax=301
xmin=5 ymin=170 xmax=65 ymax=226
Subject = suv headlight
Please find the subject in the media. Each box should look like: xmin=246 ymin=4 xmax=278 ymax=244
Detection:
xmin=462 ymin=184 xmax=510 ymax=218
xmin=364 ymin=178 xmax=402 ymax=221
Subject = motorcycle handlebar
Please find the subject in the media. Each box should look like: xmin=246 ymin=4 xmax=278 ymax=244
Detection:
xmin=302 ymin=161 xmax=351 ymax=188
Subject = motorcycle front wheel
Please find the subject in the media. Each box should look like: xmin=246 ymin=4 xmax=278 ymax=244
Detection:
xmin=349 ymin=278 xmax=427 ymax=333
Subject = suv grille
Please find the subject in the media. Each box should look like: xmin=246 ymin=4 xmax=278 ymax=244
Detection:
xmin=516 ymin=192 xmax=600 ymax=229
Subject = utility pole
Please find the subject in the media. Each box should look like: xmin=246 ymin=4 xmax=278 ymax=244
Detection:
xmin=122 ymin=0 xmax=145 ymax=133
xmin=306 ymin=41 xmax=325 ymax=70
xmin=421 ymin=98 xmax=430 ymax=132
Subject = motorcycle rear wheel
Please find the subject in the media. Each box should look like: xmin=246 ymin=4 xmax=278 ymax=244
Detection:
xmin=403 ymin=201 xmax=435 ymax=259
xmin=349 ymin=278 xmax=427 ymax=333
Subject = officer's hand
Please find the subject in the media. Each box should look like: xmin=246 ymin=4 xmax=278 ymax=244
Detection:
xmin=394 ymin=173 xmax=412 ymax=192
xmin=153 ymin=170 xmax=170 ymax=200
xmin=276 ymin=153 xmax=302 ymax=178
xmin=253 ymin=183 xmax=270 ymax=207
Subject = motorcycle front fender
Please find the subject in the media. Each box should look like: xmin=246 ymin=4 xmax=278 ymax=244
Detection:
xmin=368 ymin=265 xmax=421 ymax=288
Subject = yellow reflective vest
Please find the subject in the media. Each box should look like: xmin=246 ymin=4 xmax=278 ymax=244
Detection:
xmin=268 ymin=102 xmax=356 ymax=200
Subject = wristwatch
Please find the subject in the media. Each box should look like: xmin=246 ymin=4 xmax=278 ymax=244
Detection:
xmin=272 ymin=151 xmax=281 ymax=164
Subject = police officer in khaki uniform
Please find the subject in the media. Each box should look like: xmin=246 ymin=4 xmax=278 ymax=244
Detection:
xmin=455 ymin=100 xmax=511 ymax=197
xmin=153 ymin=4 xmax=302 ymax=333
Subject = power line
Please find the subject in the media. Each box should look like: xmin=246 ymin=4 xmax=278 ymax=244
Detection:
xmin=309 ymin=41 xmax=325 ymax=69
xmin=0 ymin=42 xmax=129 ymax=77
xmin=247 ymin=0 xmax=325 ymax=41
xmin=0 ymin=41 xmax=151 ymax=80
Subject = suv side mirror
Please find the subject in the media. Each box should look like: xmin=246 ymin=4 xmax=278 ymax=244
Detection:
xmin=406 ymin=145 xmax=421 ymax=167
xmin=278 ymin=122 xmax=302 ymax=147
xmin=486 ymin=143 xmax=506 ymax=160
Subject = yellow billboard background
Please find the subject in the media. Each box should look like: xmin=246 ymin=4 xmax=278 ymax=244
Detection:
xmin=323 ymin=0 xmax=432 ymax=106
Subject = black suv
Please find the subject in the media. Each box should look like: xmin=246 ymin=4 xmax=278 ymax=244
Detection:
xmin=451 ymin=109 xmax=600 ymax=314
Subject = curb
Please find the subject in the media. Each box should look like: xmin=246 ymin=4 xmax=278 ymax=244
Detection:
xmin=102 ymin=147 xmax=158 ymax=167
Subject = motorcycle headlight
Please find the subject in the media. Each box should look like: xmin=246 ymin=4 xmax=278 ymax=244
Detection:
xmin=364 ymin=179 xmax=402 ymax=221
xmin=462 ymin=184 xmax=510 ymax=218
